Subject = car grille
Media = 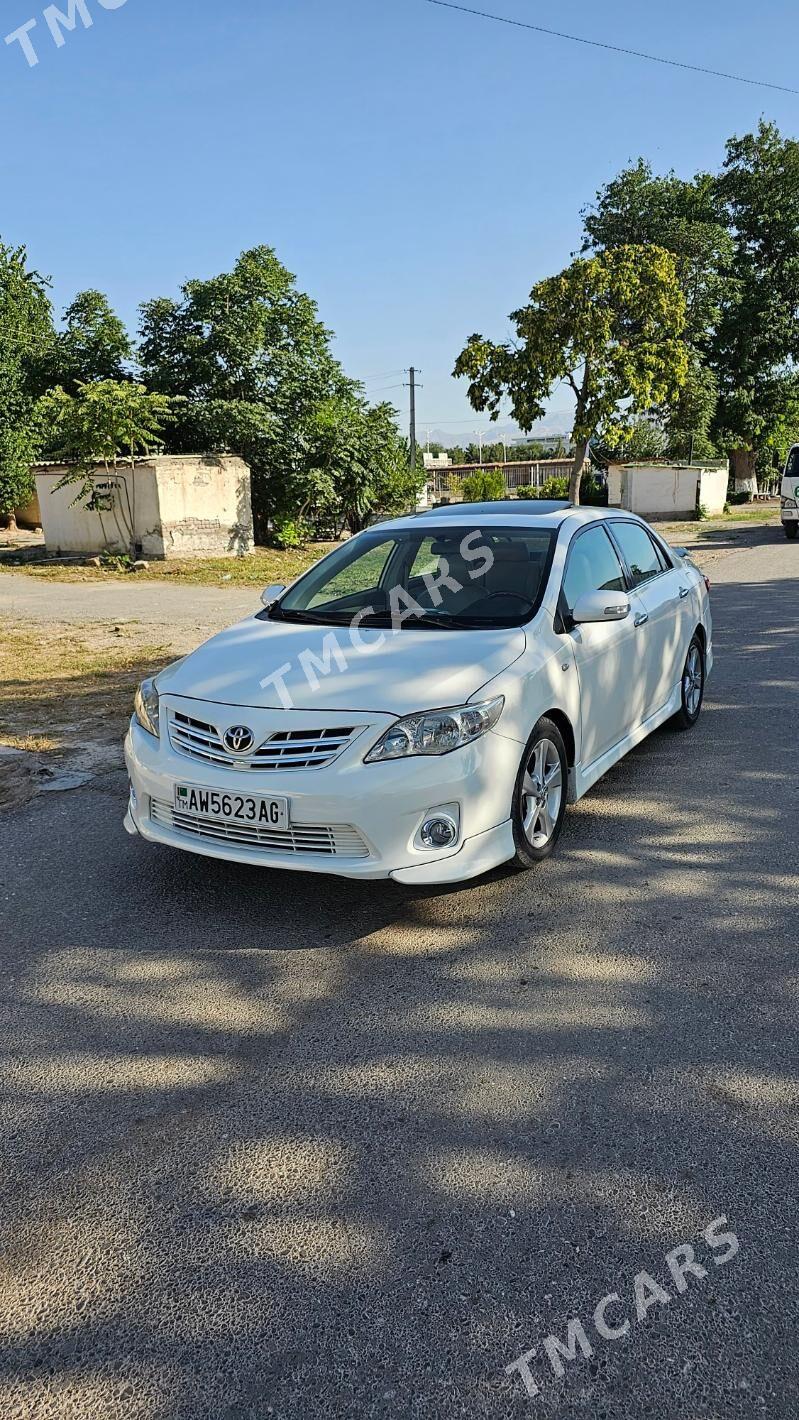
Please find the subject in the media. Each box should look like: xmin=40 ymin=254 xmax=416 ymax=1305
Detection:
xmin=150 ymin=799 xmax=370 ymax=858
xmin=169 ymin=711 xmax=359 ymax=772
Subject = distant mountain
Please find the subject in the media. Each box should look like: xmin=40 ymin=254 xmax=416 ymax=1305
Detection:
xmin=423 ymin=411 xmax=574 ymax=450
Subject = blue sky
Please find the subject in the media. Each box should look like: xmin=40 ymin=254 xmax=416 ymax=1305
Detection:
xmin=2 ymin=0 xmax=798 ymax=440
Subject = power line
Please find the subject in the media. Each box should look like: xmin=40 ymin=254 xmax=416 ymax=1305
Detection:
xmin=424 ymin=0 xmax=799 ymax=96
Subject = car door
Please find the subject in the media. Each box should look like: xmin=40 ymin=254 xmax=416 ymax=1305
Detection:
xmin=560 ymin=524 xmax=643 ymax=767
xmin=608 ymin=519 xmax=691 ymax=717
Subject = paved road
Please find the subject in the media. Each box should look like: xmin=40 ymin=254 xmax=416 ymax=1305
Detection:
xmin=0 ymin=571 xmax=260 ymax=642
xmin=0 ymin=517 xmax=769 ymax=633
xmin=1 ymin=527 xmax=797 ymax=1420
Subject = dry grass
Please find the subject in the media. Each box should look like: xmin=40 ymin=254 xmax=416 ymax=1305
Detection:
xmin=660 ymin=507 xmax=780 ymax=537
xmin=0 ymin=544 xmax=337 ymax=588
xmin=0 ymin=622 xmax=171 ymax=753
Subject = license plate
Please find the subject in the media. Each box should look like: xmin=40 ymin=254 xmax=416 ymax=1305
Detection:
xmin=174 ymin=784 xmax=289 ymax=830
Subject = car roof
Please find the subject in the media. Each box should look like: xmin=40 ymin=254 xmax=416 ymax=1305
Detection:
xmin=376 ymin=502 xmax=623 ymax=534
xmin=419 ymin=499 xmax=572 ymax=518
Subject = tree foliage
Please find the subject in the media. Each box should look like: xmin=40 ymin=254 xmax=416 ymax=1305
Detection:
xmin=0 ymin=242 xmax=54 ymax=515
xmin=454 ymin=246 xmax=687 ymax=502
xmin=583 ymin=125 xmax=799 ymax=485
xmin=39 ymin=380 xmax=171 ymax=500
xmin=138 ymin=246 xmax=413 ymax=535
xmin=711 ymin=122 xmax=799 ymax=484
xmin=461 ymin=468 xmax=507 ymax=502
xmin=46 ymin=289 xmax=132 ymax=393
xmin=306 ymin=395 xmax=423 ymax=533
xmin=139 ymin=247 xmax=349 ymax=532
xmin=583 ymin=160 xmax=731 ymax=462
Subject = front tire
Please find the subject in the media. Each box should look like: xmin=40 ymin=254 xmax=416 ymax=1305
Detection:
xmin=784 ymin=522 xmax=798 ymax=540
xmin=671 ymin=634 xmax=705 ymax=731
xmin=511 ymin=717 xmax=568 ymax=869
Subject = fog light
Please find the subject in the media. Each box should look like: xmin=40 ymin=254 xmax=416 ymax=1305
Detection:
xmin=420 ymin=814 xmax=458 ymax=850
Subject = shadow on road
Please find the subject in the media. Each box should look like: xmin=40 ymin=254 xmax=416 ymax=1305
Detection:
xmin=0 ymin=572 xmax=797 ymax=1418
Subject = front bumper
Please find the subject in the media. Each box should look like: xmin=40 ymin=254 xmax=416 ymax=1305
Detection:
xmin=124 ymin=703 xmax=520 ymax=884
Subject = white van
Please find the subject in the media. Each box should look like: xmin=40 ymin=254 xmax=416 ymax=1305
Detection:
xmin=781 ymin=446 xmax=799 ymax=539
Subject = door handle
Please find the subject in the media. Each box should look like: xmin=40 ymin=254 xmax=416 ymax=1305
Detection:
xmin=634 ymin=612 xmax=649 ymax=627
xmin=679 ymin=586 xmax=690 ymax=600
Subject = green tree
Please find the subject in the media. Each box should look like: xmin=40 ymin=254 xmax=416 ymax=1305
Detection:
xmin=307 ymin=395 xmax=423 ymax=533
xmin=138 ymin=246 xmax=351 ymax=533
xmin=583 ymin=128 xmax=799 ymax=484
xmin=594 ymin=414 xmax=668 ymax=466
xmin=39 ymin=380 xmax=171 ymax=501
xmin=454 ymin=247 xmax=688 ymax=503
xmin=582 ymin=160 xmax=731 ymax=461
xmin=0 ymin=242 xmax=54 ymax=517
xmin=461 ymin=468 xmax=507 ymax=502
xmin=47 ymin=290 xmax=132 ymax=392
xmin=711 ymin=122 xmax=799 ymax=489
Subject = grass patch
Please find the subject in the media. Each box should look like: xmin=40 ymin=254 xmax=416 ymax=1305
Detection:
xmin=0 ymin=544 xmax=337 ymax=587
xmin=660 ymin=507 xmax=780 ymax=537
xmin=0 ymin=622 xmax=171 ymax=752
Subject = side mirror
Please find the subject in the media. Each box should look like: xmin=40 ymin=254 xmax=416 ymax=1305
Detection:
xmin=571 ymin=590 xmax=630 ymax=625
xmin=261 ymin=583 xmax=286 ymax=608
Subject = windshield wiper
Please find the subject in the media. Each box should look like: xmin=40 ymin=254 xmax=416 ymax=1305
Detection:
xmin=399 ymin=612 xmax=488 ymax=631
xmin=268 ymin=606 xmax=350 ymax=626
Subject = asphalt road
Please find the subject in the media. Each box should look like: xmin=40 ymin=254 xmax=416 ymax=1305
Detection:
xmin=1 ymin=526 xmax=797 ymax=1420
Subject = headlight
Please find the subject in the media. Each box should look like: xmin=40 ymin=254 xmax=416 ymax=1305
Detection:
xmin=134 ymin=677 xmax=160 ymax=738
xmin=364 ymin=696 xmax=504 ymax=763
xmin=782 ymin=497 xmax=797 ymax=509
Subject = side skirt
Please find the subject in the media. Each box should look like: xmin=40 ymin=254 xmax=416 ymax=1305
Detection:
xmin=570 ymin=683 xmax=682 ymax=803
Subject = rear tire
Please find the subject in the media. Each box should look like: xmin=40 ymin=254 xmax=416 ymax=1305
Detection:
xmin=511 ymin=717 xmax=568 ymax=869
xmin=671 ymin=634 xmax=705 ymax=732
xmin=784 ymin=522 xmax=798 ymax=540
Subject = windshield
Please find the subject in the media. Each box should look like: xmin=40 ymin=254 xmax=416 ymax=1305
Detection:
xmin=273 ymin=525 xmax=557 ymax=630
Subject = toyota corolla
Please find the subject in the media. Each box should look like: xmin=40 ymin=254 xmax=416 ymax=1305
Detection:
xmin=125 ymin=505 xmax=712 ymax=885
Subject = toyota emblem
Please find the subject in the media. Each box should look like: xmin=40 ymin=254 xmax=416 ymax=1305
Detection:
xmin=223 ymin=725 xmax=255 ymax=755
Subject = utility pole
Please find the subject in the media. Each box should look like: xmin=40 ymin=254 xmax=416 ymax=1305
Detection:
xmin=408 ymin=367 xmax=418 ymax=473
xmin=405 ymin=367 xmax=422 ymax=473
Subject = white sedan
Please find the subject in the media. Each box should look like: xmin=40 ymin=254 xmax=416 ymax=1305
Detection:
xmin=125 ymin=503 xmax=712 ymax=886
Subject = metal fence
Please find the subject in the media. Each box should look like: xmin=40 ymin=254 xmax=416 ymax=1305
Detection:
xmin=430 ymin=458 xmax=577 ymax=497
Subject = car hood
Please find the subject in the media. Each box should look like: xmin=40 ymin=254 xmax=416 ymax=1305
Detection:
xmin=157 ymin=614 xmax=526 ymax=716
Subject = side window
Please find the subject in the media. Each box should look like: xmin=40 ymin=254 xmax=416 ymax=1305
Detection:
xmin=650 ymin=535 xmax=673 ymax=571
xmin=611 ymin=522 xmax=663 ymax=587
xmin=562 ymin=526 xmax=627 ymax=614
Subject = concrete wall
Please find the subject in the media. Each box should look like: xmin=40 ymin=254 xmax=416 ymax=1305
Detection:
xmin=35 ymin=455 xmax=254 ymax=559
xmin=12 ymin=491 xmax=42 ymax=529
xmin=698 ymin=466 xmax=728 ymax=516
xmin=608 ymin=463 xmax=729 ymax=520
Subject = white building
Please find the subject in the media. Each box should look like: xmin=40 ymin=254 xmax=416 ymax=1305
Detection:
xmin=34 ymin=454 xmax=254 ymax=559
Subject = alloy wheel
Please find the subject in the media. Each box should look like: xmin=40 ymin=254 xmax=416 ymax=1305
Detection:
xmin=521 ymin=737 xmax=563 ymax=849
xmin=683 ymin=643 xmax=703 ymax=718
